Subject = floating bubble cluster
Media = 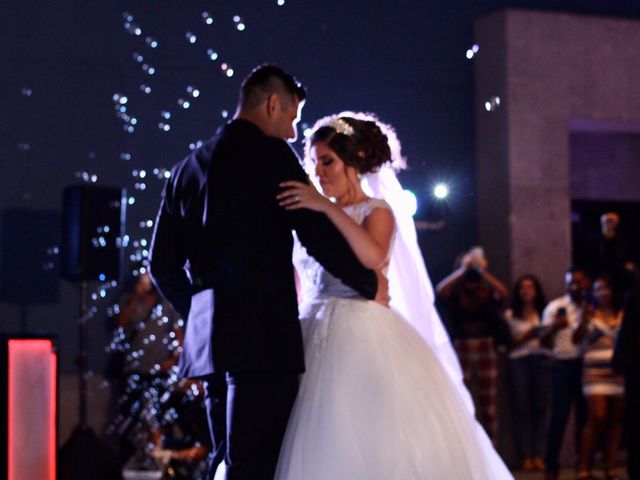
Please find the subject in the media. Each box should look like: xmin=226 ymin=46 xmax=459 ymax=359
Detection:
xmin=177 ymin=86 xmax=200 ymax=110
xmin=144 ymin=36 xmax=158 ymax=48
xmin=124 ymin=20 xmax=142 ymax=37
xmin=202 ymin=11 xmax=213 ymax=25
xmin=220 ymin=62 xmax=235 ymax=77
xmin=42 ymin=245 xmax=60 ymax=272
xmin=233 ymin=15 xmax=246 ymax=31
xmin=186 ymin=85 xmax=200 ymax=98
xmin=75 ymin=171 xmax=99 ymax=183
xmin=189 ymin=140 xmax=204 ymax=150
xmin=157 ymin=111 xmax=171 ymax=131
xmin=113 ymin=93 xmax=138 ymax=132
xmin=466 ymin=44 xmax=479 ymax=60
xmin=138 ymin=219 xmax=154 ymax=229
xmin=151 ymin=168 xmax=171 ymax=179
xmin=131 ymin=169 xmax=147 ymax=179
xmin=484 ymin=96 xmax=501 ymax=112
xmin=141 ymin=63 xmax=155 ymax=75
xmin=185 ymin=31 xmax=197 ymax=44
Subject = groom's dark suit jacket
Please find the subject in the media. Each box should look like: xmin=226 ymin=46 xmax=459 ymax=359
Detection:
xmin=150 ymin=119 xmax=377 ymax=377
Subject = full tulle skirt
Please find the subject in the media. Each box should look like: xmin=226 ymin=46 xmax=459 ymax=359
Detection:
xmin=274 ymin=297 xmax=513 ymax=480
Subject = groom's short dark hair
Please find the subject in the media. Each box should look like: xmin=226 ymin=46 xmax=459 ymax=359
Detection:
xmin=239 ymin=64 xmax=307 ymax=110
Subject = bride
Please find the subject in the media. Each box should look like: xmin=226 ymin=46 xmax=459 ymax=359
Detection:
xmin=272 ymin=113 xmax=514 ymax=479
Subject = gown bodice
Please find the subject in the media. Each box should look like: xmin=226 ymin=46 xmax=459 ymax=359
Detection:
xmin=292 ymin=198 xmax=391 ymax=302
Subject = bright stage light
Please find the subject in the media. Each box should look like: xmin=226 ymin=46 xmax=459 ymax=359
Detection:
xmin=401 ymin=189 xmax=418 ymax=217
xmin=433 ymin=183 xmax=449 ymax=200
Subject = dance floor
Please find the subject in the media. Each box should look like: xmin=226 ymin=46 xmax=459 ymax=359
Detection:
xmin=514 ymin=469 xmax=629 ymax=480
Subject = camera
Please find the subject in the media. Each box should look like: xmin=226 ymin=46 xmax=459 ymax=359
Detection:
xmin=463 ymin=267 xmax=482 ymax=283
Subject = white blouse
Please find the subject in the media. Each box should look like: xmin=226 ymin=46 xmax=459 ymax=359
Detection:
xmin=505 ymin=308 xmax=550 ymax=359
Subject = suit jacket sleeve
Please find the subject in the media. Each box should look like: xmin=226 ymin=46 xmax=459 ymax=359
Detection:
xmin=149 ymin=166 xmax=193 ymax=318
xmin=268 ymin=139 xmax=377 ymax=299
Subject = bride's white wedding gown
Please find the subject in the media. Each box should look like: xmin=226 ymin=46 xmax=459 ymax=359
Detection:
xmin=274 ymin=198 xmax=514 ymax=480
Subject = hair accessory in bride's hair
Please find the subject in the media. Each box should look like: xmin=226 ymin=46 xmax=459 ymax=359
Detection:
xmin=327 ymin=117 xmax=354 ymax=136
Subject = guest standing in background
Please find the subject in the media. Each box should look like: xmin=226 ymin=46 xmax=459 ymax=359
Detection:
xmin=436 ymin=247 xmax=510 ymax=442
xmin=573 ymin=274 xmax=624 ymax=480
xmin=596 ymin=212 xmax=635 ymax=294
xmin=504 ymin=275 xmax=550 ymax=472
xmin=540 ymin=267 xmax=591 ymax=480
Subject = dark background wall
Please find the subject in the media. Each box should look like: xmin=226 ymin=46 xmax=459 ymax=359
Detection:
xmin=571 ymin=132 xmax=640 ymax=202
xmin=2 ymin=0 xmax=640 ymax=373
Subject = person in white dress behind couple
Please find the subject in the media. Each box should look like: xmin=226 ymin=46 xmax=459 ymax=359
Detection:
xmin=216 ymin=112 xmax=513 ymax=480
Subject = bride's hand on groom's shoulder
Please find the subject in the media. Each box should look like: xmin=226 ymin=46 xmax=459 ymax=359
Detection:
xmin=277 ymin=180 xmax=331 ymax=213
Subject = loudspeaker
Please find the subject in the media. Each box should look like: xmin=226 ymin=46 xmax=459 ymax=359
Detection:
xmin=61 ymin=185 xmax=126 ymax=283
xmin=1 ymin=209 xmax=60 ymax=304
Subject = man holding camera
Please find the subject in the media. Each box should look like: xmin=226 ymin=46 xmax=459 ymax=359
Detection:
xmin=436 ymin=247 xmax=509 ymax=443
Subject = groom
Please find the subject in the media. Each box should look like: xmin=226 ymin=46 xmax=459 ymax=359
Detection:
xmin=149 ymin=64 xmax=377 ymax=479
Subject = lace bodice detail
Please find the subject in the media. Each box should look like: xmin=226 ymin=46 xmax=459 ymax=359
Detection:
xmin=293 ymin=198 xmax=391 ymax=302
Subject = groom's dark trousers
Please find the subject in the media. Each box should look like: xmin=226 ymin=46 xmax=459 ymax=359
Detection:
xmin=203 ymin=371 xmax=298 ymax=480
xmin=150 ymin=119 xmax=377 ymax=480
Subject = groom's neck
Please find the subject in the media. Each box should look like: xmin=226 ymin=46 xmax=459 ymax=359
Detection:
xmin=235 ymin=109 xmax=270 ymax=137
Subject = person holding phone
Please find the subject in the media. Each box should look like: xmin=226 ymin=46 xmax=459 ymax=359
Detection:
xmin=539 ymin=267 xmax=591 ymax=480
xmin=572 ymin=274 xmax=624 ymax=480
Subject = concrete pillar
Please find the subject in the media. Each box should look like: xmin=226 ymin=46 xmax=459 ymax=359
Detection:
xmin=475 ymin=10 xmax=640 ymax=298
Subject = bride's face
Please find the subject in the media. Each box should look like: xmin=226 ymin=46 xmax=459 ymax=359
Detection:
xmin=309 ymin=141 xmax=358 ymax=199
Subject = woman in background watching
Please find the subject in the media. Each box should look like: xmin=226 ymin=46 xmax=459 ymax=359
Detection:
xmin=573 ymin=274 xmax=624 ymax=480
xmin=504 ymin=275 xmax=549 ymax=472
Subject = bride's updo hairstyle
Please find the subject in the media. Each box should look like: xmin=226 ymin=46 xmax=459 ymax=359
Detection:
xmin=305 ymin=114 xmax=394 ymax=175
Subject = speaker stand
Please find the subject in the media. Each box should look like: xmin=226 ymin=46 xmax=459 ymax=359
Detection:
xmin=61 ymin=280 xmax=123 ymax=479
xmin=78 ymin=280 xmax=89 ymax=428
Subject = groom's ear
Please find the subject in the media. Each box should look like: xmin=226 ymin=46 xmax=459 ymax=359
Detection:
xmin=266 ymin=93 xmax=279 ymax=117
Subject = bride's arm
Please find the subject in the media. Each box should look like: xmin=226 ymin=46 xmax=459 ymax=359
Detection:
xmin=278 ymin=180 xmax=394 ymax=269
xmin=324 ymin=203 xmax=394 ymax=269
